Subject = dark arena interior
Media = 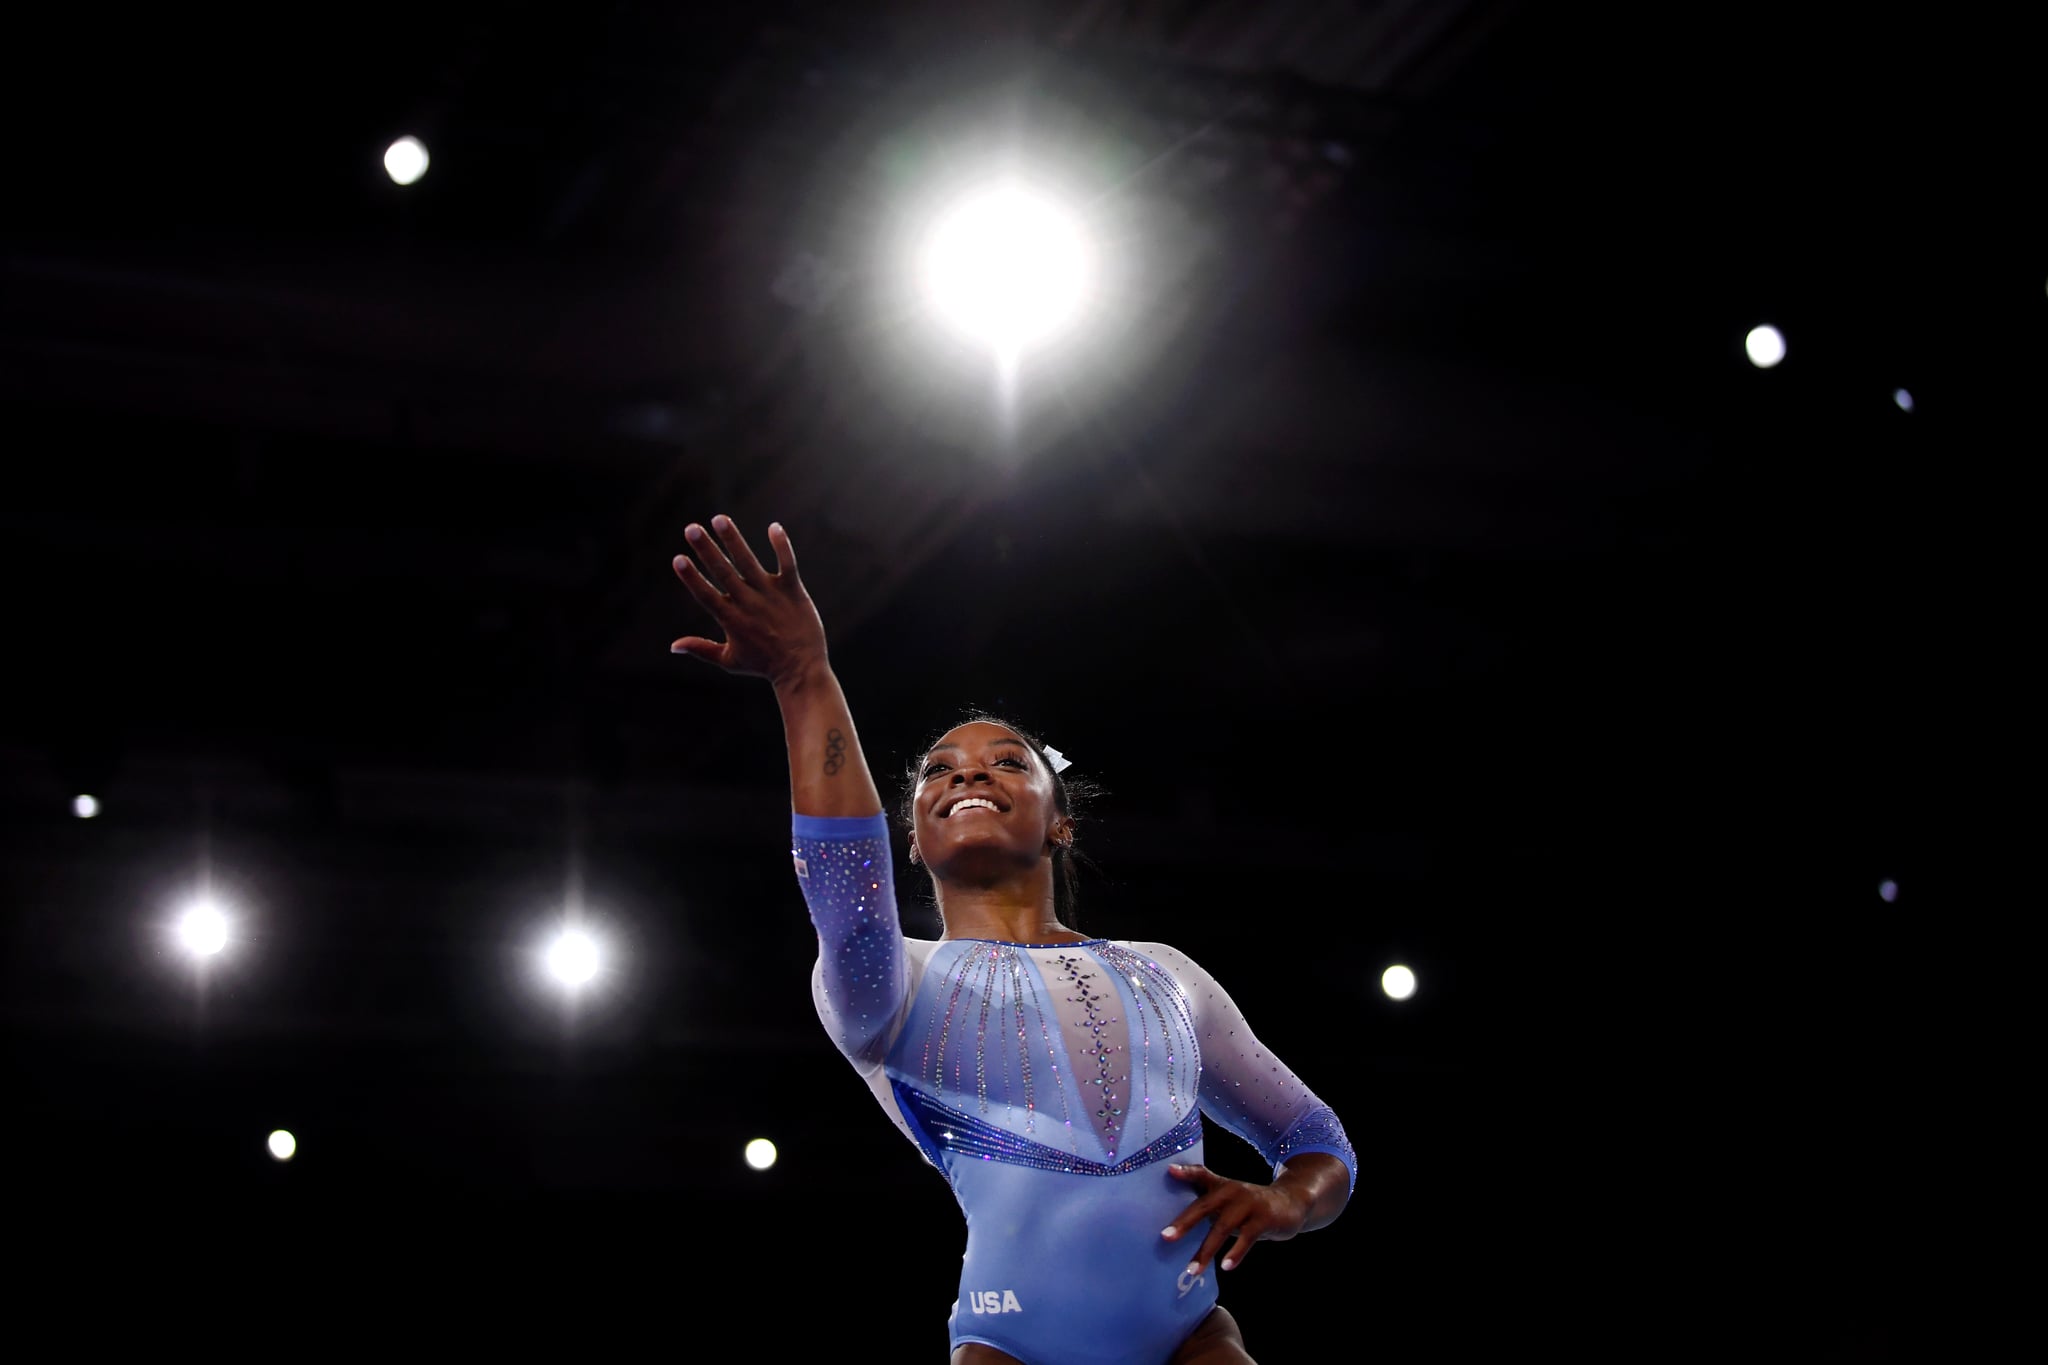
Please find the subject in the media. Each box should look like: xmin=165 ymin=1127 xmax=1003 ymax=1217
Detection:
xmin=3 ymin=2 xmax=2022 ymax=1357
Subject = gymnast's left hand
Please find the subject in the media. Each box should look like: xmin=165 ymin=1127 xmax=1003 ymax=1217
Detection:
xmin=1159 ymin=1162 xmax=1313 ymax=1276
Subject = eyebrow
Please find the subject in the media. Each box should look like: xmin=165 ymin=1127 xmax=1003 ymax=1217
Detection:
xmin=927 ymin=738 xmax=1029 ymax=756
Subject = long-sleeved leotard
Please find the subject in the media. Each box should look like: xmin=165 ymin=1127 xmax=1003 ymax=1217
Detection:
xmin=792 ymin=813 xmax=1356 ymax=1365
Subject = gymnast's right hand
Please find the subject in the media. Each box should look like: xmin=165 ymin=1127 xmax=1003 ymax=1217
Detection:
xmin=670 ymin=515 xmax=828 ymax=687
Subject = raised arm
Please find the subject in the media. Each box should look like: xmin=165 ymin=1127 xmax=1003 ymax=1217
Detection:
xmin=668 ymin=514 xmax=883 ymax=818
xmin=670 ymin=514 xmax=905 ymax=1068
xmin=771 ymin=661 xmax=884 ymax=819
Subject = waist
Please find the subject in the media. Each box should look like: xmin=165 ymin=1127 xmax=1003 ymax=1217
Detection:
xmin=951 ymin=1136 xmax=1209 ymax=1250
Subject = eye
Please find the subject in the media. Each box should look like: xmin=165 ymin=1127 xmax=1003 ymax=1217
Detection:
xmin=922 ymin=755 xmax=1030 ymax=778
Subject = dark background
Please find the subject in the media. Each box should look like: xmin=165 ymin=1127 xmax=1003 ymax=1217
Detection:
xmin=3 ymin=1 xmax=2021 ymax=1356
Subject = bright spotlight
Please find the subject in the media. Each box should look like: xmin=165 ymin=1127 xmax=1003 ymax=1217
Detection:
xmin=72 ymin=794 xmax=100 ymax=818
xmin=920 ymin=184 xmax=1092 ymax=353
xmin=1380 ymin=964 xmax=1417 ymax=1001
xmin=1878 ymin=879 xmax=1899 ymax=903
xmin=383 ymin=136 xmax=430 ymax=186
xmin=1893 ymin=388 xmax=1914 ymax=413
xmin=744 ymin=1138 xmax=778 ymax=1171
xmin=178 ymin=899 xmax=229 ymax=957
xmin=267 ymin=1129 xmax=297 ymax=1162
xmin=545 ymin=927 xmax=601 ymax=987
xmin=1745 ymin=324 xmax=1786 ymax=369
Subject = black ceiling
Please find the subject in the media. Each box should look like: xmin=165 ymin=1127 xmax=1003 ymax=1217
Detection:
xmin=3 ymin=2 xmax=2015 ymax=1353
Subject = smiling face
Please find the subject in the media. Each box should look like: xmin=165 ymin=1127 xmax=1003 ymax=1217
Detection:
xmin=909 ymin=721 xmax=1069 ymax=876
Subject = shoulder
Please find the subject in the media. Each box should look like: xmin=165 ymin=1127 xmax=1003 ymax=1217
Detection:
xmin=1119 ymin=939 xmax=1197 ymax=968
xmin=1115 ymin=940 xmax=1214 ymax=987
xmin=1116 ymin=940 xmax=1246 ymax=1016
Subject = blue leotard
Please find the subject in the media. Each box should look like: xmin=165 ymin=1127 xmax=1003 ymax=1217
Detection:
xmin=793 ymin=813 xmax=1356 ymax=1365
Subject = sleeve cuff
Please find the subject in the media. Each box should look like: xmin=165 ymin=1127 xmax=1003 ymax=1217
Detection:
xmin=792 ymin=811 xmax=891 ymax=839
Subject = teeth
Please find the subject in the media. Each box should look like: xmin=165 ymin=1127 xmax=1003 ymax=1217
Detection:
xmin=950 ymin=799 xmax=999 ymax=816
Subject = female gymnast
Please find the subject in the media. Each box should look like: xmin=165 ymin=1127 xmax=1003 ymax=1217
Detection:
xmin=671 ymin=513 xmax=1356 ymax=1365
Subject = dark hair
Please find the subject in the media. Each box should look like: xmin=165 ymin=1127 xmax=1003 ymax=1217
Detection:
xmin=896 ymin=711 xmax=1108 ymax=932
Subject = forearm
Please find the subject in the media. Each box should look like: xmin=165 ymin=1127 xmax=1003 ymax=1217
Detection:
xmin=774 ymin=659 xmax=886 ymax=818
xmin=1273 ymin=1152 xmax=1351 ymax=1233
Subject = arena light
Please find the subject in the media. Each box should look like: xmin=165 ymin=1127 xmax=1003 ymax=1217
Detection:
xmin=1745 ymin=324 xmax=1786 ymax=369
xmin=177 ymin=897 xmax=230 ymax=958
xmin=72 ymin=794 xmax=100 ymax=818
xmin=267 ymin=1129 xmax=297 ymax=1162
xmin=1893 ymin=388 xmax=1914 ymax=413
xmin=384 ymin=135 xmax=430 ymax=187
xmin=1380 ymin=964 xmax=1417 ymax=1001
xmin=544 ymin=926 xmax=602 ymax=989
xmin=744 ymin=1138 xmax=778 ymax=1171
xmin=919 ymin=183 xmax=1093 ymax=356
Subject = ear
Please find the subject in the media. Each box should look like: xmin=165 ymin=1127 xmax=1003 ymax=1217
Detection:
xmin=907 ymin=841 xmax=921 ymax=865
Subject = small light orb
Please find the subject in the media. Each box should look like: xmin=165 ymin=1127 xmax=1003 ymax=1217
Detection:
xmin=744 ymin=1138 xmax=778 ymax=1171
xmin=268 ymin=1129 xmax=297 ymax=1161
xmin=178 ymin=900 xmax=229 ymax=957
xmin=72 ymin=794 xmax=100 ymax=818
xmin=1893 ymin=388 xmax=1914 ymax=412
xmin=1878 ymin=879 xmax=1898 ymax=903
xmin=546 ymin=928 xmax=600 ymax=987
xmin=383 ymin=136 xmax=430 ymax=186
xmin=1381 ymin=964 xmax=1417 ymax=1001
xmin=1745 ymin=324 xmax=1786 ymax=369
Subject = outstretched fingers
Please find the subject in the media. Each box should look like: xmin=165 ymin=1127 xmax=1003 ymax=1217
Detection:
xmin=669 ymin=633 xmax=725 ymax=663
xmin=765 ymin=521 xmax=801 ymax=583
xmin=708 ymin=513 xmax=777 ymax=586
xmin=672 ymin=547 xmax=731 ymax=610
xmin=681 ymin=520 xmax=748 ymax=595
xmin=668 ymin=514 xmax=822 ymax=679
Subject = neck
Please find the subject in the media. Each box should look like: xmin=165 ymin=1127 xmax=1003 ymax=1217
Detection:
xmin=934 ymin=874 xmax=1082 ymax=944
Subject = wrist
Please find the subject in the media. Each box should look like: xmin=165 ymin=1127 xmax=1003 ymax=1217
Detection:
xmin=770 ymin=655 xmax=833 ymax=695
xmin=1279 ymin=1176 xmax=1318 ymax=1225
xmin=1273 ymin=1153 xmax=1348 ymax=1230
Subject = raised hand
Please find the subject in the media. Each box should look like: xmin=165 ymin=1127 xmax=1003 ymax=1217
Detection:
xmin=670 ymin=515 xmax=828 ymax=688
xmin=1158 ymin=1162 xmax=1315 ymax=1277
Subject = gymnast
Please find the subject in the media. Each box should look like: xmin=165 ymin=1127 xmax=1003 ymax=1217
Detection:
xmin=671 ymin=513 xmax=1355 ymax=1364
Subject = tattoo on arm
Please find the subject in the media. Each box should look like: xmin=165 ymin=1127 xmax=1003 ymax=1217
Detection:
xmin=823 ymin=728 xmax=847 ymax=776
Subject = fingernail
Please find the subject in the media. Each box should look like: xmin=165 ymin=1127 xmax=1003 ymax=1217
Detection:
xmin=712 ymin=514 xmax=731 ymax=529
xmin=1160 ymin=1227 xmax=1178 ymax=1240
xmin=1221 ymin=1257 xmax=1236 ymax=1271
xmin=670 ymin=644 xmax=687 ymax=654
xmin=686 ymin=525 xmax=704 ymax=540
xmin=1185 ymin=1262 xmax=1201 ymax=1278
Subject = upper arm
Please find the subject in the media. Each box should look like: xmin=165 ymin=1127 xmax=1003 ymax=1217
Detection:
xmin=793 ymin=813 xmax=910 ymax=1072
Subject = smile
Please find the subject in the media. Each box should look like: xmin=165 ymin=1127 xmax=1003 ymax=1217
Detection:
xmin=947 ymin=798 xmax=1002 ymax=818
